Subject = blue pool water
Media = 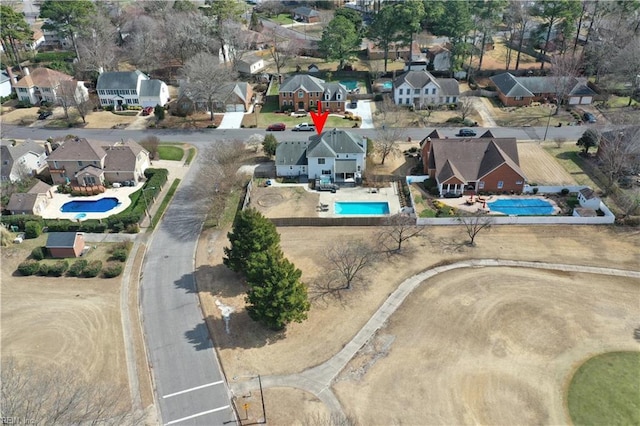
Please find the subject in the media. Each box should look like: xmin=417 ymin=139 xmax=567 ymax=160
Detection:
xmin=61 ymin=197 xmax=120 ymax=213
xmin=340 ymin=80 xmax=358 ymax=91
xmin=382 ymin=81 xmax=393 ymax=90
xmin=487 ymin=198 xmax=554 ymax=215
xmin=335 ymin=202 xmax=390 ymax=215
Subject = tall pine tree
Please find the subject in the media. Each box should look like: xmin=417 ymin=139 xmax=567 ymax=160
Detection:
xmin=223 ymin=208 xmax=280 ymax=273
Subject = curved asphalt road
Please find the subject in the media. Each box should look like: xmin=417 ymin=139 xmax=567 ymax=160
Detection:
xmin=140 ymin=158 xmax=235 ymax=425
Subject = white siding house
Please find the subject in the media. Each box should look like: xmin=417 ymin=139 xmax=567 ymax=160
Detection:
xmin=393 ymin=70 xmax=459 ymax=108
xmin=97 ymin=71 xmax=169 ymax=109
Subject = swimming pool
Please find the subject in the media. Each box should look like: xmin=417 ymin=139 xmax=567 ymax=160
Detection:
xmin=61 ymin=197 xmax=120 ymax=213
xmin=335 ymin=201 xmax=390 ymax=215
xmin=487 ymin=198 xmax=555 ymax=215
xmin=340 ymin=80 xmax=358 ymax=91
xmin=382 ymin=81 xmax=393 ymax=90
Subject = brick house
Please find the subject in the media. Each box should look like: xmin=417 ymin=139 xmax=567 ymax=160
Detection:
xmin=490 ymin=72 xmax=596 ymax=107
xmin=292 ymin=6 xmax=320 ymax=23
xmin=421 ymin=135 xmax=526 ymax=196
xmin=46 ymin=137 xmax=149 ymax=186
xmin=46 ymin=232 xmax=85 ymax=258
xmin=279 ymin=74 xmax=347 ymax=113
xmin=367 ymin=40 xmax=421 ymax=61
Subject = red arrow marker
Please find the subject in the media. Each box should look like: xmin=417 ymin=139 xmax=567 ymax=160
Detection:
xmin=310 ymin=102 xmax=329 ymax=135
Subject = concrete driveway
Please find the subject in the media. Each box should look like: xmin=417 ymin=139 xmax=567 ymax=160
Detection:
xmin=347 ymin=99 xmax=374 ymax=129
xmin=218 ymin=112 xmax=245 ymax=129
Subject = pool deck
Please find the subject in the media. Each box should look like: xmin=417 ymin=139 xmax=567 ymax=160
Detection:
xmin=440 ymin=195 xmax=562 ymax=216
xmin=40 ymin=184 xmax=143 ymax=221
xmin=317 ymin=184 xmax=402 ymax=217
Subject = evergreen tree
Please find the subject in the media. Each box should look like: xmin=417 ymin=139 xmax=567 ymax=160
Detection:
xmin=223 ymin=208 xmax=280 ymax=273
xmin=0 ymin=6 xmax=33 ymax=71
xmin=576 ymin=129 xmax=600 ymax=154
xmin=245 ymin=248 xmax=310 ymax=330
xmin=39 ymin=0 xmax=96 ymax=61
xmin=319 ymin=15 xmax=361 ymax=70
xmin=262 ymin=134 xmax=278 ymax=157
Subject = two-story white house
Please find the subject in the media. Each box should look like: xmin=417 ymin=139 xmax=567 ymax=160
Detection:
xmin=96 ymin=70 xmax=169 ymax=109
xmin=1 ymin=139 xmax=48 ymax=182
xmin=393 ymin=70 xmax=460 ymax=108
xmin=13 ymin=67 xmax=88 ymax=106
xmin=275 ymin=129 xmax=367 ymax=182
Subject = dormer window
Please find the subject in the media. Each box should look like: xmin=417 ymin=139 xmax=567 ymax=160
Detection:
xmin=337 ymin=94 xmax=341 ymax=100
xmin=324 ymin=93 xmax=329 ymax=100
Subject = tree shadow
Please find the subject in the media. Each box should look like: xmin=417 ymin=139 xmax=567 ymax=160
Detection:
xmin=428 ymin=235 xmax=469 ymax=254
xmin=204 ymin=314 xmax=286 ymax=350
xmin=184 ymin=321 xmax=213 ymax=351
xmin=308 ymin=275 xmax=351 ymax=309
xmin=173 ymin=273 xmax=198 ymax=294
xmin=193 ymin=264 xmax=247 ymax=298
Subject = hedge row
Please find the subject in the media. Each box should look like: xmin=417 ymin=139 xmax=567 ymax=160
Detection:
xmin=18 ymin=259 xmax=122 ymax=278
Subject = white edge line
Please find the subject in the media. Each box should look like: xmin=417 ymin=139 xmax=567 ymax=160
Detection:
xmin=164 ymin=405 xmax=230 ymax=425
xmin=162 ymin=380 xmax=224 ymax=399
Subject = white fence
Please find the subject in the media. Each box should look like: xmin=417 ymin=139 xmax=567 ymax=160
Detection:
xmin=408 ymin=179 xmax=615 ymax=225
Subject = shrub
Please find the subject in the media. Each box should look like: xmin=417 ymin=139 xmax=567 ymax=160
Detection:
xmin=103 ymin=263 xmax=123 ymax=278
xmin=111 ymin=222 xmax=124 ymax=233
xmin=24 ymin=221 xmax=42 ymax=239
xmin=38 ymin=263 xmax=50 ymax=276
xmin=31 ymin=246 xmax=45 ymax=260
xmin=83 ymin=261 xmax=102 ymax=278
xmin=68 ymin=259 xmax=88 ymax=277
xmin=374 ymin=94 xmax=383 ymax=102
xmin=18 ymin=260 xmax=40 ymax=276
xmin=125 ymin=223 xmax=139 ymax=234
xmin=49 ymin=260 xmax=69 ymax=277
xmin=532 ymin=187 xmax=539 ymax=194
xmin=560 ymin=188 xmax=570 ymax=195
xmin=104 ymin=105 xmax=114 ymax=112
xmin=111 ymin=248 xmax=128 ymax=262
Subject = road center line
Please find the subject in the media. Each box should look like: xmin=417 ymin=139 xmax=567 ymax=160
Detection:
xmin=162 ymin=380 xmax=224 ymax=399
xmin=164 ymin=405 xmax=230 ymax=425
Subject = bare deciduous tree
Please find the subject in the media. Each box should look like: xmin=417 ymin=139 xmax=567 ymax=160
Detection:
xmin=163 ymin=11 xmax=212 ymax=65
xmin=1 ymin=356 xmax=141 ymax=425
xmin=181 ymin=52 xmax=236 ymax=121
xmin=139 ymin=135 xmax=160 ymax=160
xmin=264 ymin=27 xmax=297 ymax=76
xmin=598 ymin=127 xmax=640 ymax=190
xmin=122 ymin=14 xmax=165 ymax=73
xmin=75 ymin=7 xmax=120 ymax=73
xmin=456 ymin=213 xmax=493 ymax=246
xmin=260 ymin=0 xmax=285 ymax=18
xmin=549 ymin=55 xmax=582 ymax=114
xmin=457 ymin=96 xmax=474 ymax=121
xmin=374 ymin=126 xmax=404 ymax=165
xmin=377 ymin=214 xmax=424 ymax=253
xmin=374 ymin=96 xmax=404 ymax=126
xmin=324 ymin=239 xmax=377 ymax=290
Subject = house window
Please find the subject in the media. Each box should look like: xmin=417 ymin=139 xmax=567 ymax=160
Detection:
xmin=446 ymin=97 xmax=449 ymax=103
xmin=322 ymin=169 xmax=331 ymax=175
xmin=53 ymin=161 xmax=59 ymax=169
xmin=405 ymin=98 xmax=410 ymax=104
xmin=78 ymin=161 xmax=83 ymax=166
xmin=399 ymin=88 xmax=403 ymax=95
xmin=414 ymin=89 xmax=420 ymax=94
xmin=298 ymin=91 xmax=304 ymax=98
xmin=310 ymin=100 xmax=314 ymax=106
xmin=337 ymin=94 xmax=341 ymax=100
xmin=515 ymin=96 xmax=523 ymax=101
xmin=325 ymin=102 xmax=329 ymax=108
xmin=478 ymin=181 xmax=485 ymax=189
xmin=424 ymin=88 xmax=429 ymax=94
xmin=497 ymin=181 xmax=504 ymax=189
xmin=432 ymin=88 xmax=436 ymax=95
xmin=318 ymin=158 xmax=325 ymax=164
xmin=516 ymin=180 xmax=523 ymax=185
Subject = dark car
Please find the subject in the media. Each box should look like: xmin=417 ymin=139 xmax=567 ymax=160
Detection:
xmin=267 ymin=123 xmax=286 ymax=131
xmin=583 ymin=112 xmax=596 ymax=123
xmin=37 ymin=111 xmax=53 ymax=120
xmin=456 ymin=128 xmax=477 ymax=137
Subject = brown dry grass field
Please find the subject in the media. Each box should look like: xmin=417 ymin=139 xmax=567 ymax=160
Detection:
xmin=517 ymin=142 xmax=577 ymax=185
xmin=196 ymin=150 xmax=640 ymax=424
xmin=1 ymin=236 xmax=128 ymax=394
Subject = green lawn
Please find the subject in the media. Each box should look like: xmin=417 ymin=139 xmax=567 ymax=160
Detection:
xmin=264 ymin=13 xmax=294 ymax=25
xmin=150 ymin=179 xmax=180 ymax=230
xmin=157 ymin=146 xmax=184 ymax=161
xmin=184 ymin=147 xmax=196 ymax=165
xmin=568 ymin=351 xmax=640 ymax=426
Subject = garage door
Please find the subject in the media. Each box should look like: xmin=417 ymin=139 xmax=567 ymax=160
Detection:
xmin=568 ymin=97 xmax=580 ymax=105
xmin=226 ymin=104 xmax=244 ymax=112
xmin=580 ymin=97 xmax=592 ymax=105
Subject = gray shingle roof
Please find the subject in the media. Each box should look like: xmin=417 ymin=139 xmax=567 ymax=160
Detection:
xmin=393 ymin=71 xmax=459 ymax=96
xmin=323 ymin=82 xmax=347 ymax=101
xmin=307 ymin=129 xmax=366 ymax=158
xmin=490 ymin=72 xmax=597 ymax=98
xmin=293 ymin=6 xmax=320 ymax=17
xmin=221 ymin=82 xmax=250 ymax=103
xmin=1 ymin=139 xmax=45 ymax=180
xmin=429 ymin=138 xmax=526 ymax=184
xmin=275 ymin=141 xmax=309 ymax=166
xmin=28 ymin=180 xmax=52 ymax=194
xmin=280 ymin=74 xmax=326 ymax=93
xmin=46 ymin=232 xmax=79 ymax=248
xmin=490 ymin=73 xmax=533 ymax=97
xmin=47 ymin=137 xmax=106 ymax=162
xmin=97 ymin=70 xmax=146 ymax=91
xmin=139 ymin=79 xmax=163 ymax=97
xmin=7 ymin=193 xmax=38 ymax=212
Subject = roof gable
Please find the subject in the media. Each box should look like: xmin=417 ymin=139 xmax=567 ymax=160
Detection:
xmin=307 ymin=129 xmax=366 ymax=158
xmin=46 ymin=232 xmax=79 ymax=248
xmin=280 ymin=74 xmax=326 ymax=93
xmin=14 ymin=68 xmax=73 ymax=88
xmin=97 ymin=71 xmax=147 ymax=91
xmin=275 ymin=141 xmax=309 ymax=166
xmin=47 ymin=137 xmax=107 ymax=162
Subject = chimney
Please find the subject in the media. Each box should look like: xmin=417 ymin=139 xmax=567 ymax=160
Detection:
xmin=98 ymin=66 xmax=104 ymax=74
xmin=44 ymin=141 xmax=52 ymax=155
xmin=6 ymin=67 xmax=17 ymax=85
xmin=23 ymin=67 xmax=30 ymax=76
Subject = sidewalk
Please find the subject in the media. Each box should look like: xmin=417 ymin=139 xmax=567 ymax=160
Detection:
xmin=139 ymin=159 xmax=191 ymax=229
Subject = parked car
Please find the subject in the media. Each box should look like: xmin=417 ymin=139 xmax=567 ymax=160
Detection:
xmin=349 ymin=100 xmax=358 ymax=108
xmin=267 ymin=123 xmax=286 ymax=131
xmin=583 ymin=112 xmax=596 ymax=123
xmin=456 ymin=128 xmax=477 ymax=137
xmin=292 ymin=123 xmax=315 ymax=132
xmin=142 ymin=106 xmax=154 ymax=116
xmin=37 ymin=111 xmax=52 ymax=120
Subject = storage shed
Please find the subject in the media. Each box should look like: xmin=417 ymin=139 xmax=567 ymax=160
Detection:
xmin=45 ymin=232 xmax=85 ymax=258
